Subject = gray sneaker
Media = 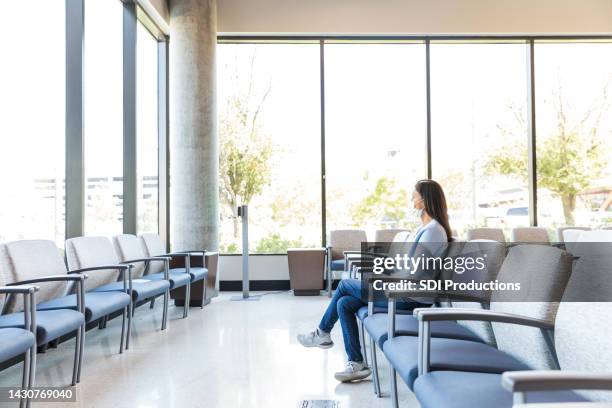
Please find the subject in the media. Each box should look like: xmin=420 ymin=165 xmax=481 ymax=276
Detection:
xmin=297 ymin=328 xmax=334 ymax=349
xmin=334 ymin=361 xmax=372 ymax=382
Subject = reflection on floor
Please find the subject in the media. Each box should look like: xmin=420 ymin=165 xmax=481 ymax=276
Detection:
xmin=0 ymin=292 xmax=421 ymax=408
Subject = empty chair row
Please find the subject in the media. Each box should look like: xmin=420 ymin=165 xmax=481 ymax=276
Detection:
xmin=0 ymin=233 xmax=211 ymax=402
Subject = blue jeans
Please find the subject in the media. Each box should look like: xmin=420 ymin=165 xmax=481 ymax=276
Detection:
xmin=318 ymin=279 xmax=419 ymax=362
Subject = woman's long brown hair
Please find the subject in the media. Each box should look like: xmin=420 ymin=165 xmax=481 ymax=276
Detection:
xmin=415 ymin=179 xmax=453 ymax=242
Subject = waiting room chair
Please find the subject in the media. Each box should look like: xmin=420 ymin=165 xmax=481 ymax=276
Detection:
xmin=414 ymin=250 xmax=612 ymax=408
xmin=364 ymin=239 xmax=505 ymax=397
xmin=556 ymin=226 xmax=590 ymax=242
xmin=329 ymin=229 xmax=367 ymax=274
xmin=383 ymin=244 xmax=573 ymax=407
xmin=114 ymin=234 xmax=192 ymax=318
xmin=374 ymin=229 xmax=409 ymax=253
xmin=0 ymin=285 xmax=37 ymax=408
xmin=139 ymin=233 xmax=209 ymax=310
xmin=512 ymin=227 xmax=550 ymax=244
xmin=66 ymin=236 xmax=171 ymax=344
xmin=467 ymin=227 xmax=506 ymax=243
xmin=0 ymin=240 xmax=87 ymax=386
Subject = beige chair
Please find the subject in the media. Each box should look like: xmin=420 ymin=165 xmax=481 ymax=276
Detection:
xmin=512 ymin=227 xmax=550 ymax=243
xmin=329 ymin=229 xmax=367 ymax=272
xmin=374 ymin=229 xmax=409 ymax=253
xmin=467 ymin=228 xmax=506 ymax=243
xmin=556 ymin=226 xmax=590 ymax=242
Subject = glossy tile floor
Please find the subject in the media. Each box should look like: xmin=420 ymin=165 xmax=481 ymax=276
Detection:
xmin=0 ymin=292 xmax=421 ymax=408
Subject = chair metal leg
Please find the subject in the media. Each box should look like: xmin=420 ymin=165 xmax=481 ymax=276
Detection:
xmin=119 ymin=306 xmax=127 ymax=354
xmin=201 ymin=278 xmax=207 ymax=309
xmin=162 ymin=290 xmax=169 ymax=330
xmin=77 ymin=323 xmax=85 ymax=383
xmin=150 ymin=298 xmax=155 ymax=309
xmin=71 ymin=327 xmax=81 ymax=386
xmin=27 ymin=342 xmax=36 ymax=408
xmin=358 ymin=320 xmax=369 ymax=367
xmin=371 ymin=337 xmax=382 ymax=397
xmin=20 ymin=349 xmax=30 ymax=408
xmin=126 ymin=300 xmax=133 ymax=350
xmin=183 ymin=282 xmax=190 ymax=318
xmin=390 ymin=366 xmax=399 ymax=408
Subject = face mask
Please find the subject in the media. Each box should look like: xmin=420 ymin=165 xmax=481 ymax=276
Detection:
xmin=411 ymin=197 xmax=424 ymax=219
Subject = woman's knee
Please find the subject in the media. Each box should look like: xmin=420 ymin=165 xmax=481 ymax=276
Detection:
xmin=336 ymin=295 xmax=359 ymax=315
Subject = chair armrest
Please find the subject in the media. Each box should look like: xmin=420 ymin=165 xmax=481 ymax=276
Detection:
xmin=172 ymin=250 xmax=206 ymax=256
xmin=7 ymin=274 xmax=88 ymax=285
xmin=121 ymin=256 xmax=172 ymax=264
xmin=384 ymin=289 xmax=486 ymax=303
xmin=8 ymin=275 xmax=87 ymax=315
xmin=68 ymin=265 xmax=131 ymax=274
xmin=502 ymin=371 xmax=612 ymax=393
xmin=343 ymin=250 xmax=385 ymax=258
xmin=416 ymin=308 xmax=554 ymax=330
xmin=0 ymin=285 xmax=39 ymax=295
xmin=415 ymin=308 xmax=554 ymax=377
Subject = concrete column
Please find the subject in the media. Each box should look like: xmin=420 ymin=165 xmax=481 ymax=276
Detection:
xmin=169 ymin=0 xmax=219 ymax=251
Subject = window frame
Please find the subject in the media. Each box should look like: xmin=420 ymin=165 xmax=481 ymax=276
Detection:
xmin=217 ymin=35 xmax=612 ymax=254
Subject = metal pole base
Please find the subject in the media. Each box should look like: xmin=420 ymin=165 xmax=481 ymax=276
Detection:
xmin=230 ymin=294 xmax=262 ymax=301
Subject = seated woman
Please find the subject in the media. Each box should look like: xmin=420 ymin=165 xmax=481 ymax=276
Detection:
xmin=297 ymin=179 xmax=452 ymax=382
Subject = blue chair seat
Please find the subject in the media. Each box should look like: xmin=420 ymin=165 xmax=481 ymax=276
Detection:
xmin=0 ymin=309 xmax=84 ymax=345
xmin=414 ymin=371 xmax=587 ymax=408
xmin=364 ymin=313 xmax=484 ymax=347
xmin=145 ymin=271 xmax=191 ymax=289
xmin=357 ymin=305 xmax=413 ymax=321
xmin=331 ymin=259 xmax=345 ymax=271
xmin=0 ymin=328 xmax=35 ymax=362
xmin=383 ymin=335 xmax=529 ymax=389
xmin=38 ymin=291 xmax=131 ymax=322
xmin=170 ymin=267 xmax=208 ymax=282
xmin=93 ymin=279 xmax=170 ymax=302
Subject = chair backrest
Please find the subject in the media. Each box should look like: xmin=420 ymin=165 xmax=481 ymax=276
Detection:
xmin=374 ymin=229 xmax=409 ymax=253
xmin=511 ymin=227 xmax=550 ymax=243
xmin=139 ymin=233 xmax=166 ymax=275
xmin=386 ymin=231 xmax=412 ymax=258
xmin=490 ymin=245 xmax=573 ymax=370
xmin=65 ymin=236 xmax=122 ymax=292
xmin=554 ymin=254 xmax=612 ymax=401
xmin=0 ymin=240 xmax=67 ymax=312
xmin=113 ymin=234 xmax=148 ymax=278
xmin=329 ymin=229 xmax=367 ymax=260
xmin=466 ymin=228 xmax=506 ymax=243
xmin=556 ymin=226 xmax=590 ymax=242
xmin=452 ymin=239 xmax=507 ymax=345
xmin=578 ymin=229 xmax=612 ymax=243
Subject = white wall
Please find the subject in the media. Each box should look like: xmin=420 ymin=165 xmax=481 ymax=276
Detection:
xmin=217 ymin=0 xmax=612 ymax=34
xmin=219 ymin=255 xmax=289 ymax=281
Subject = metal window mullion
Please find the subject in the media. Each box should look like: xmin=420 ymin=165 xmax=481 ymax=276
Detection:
xmin=123 ymin=0 xmax=138 ymax=235
xmin=65 ymin=0 xmax=85 ymax=240
xmin=320 ymin=40 xmax=327 ymax=247
xmin=158 ymin=38 xmax=169 ymax=251
xmin=526 ymin=39 xmax=538 ymax=226
xmin=425 ymin=39 xmax=432 ymax=179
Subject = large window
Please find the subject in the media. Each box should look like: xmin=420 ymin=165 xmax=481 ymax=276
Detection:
xmin=324 ymin=43 xmax=427 ymax=236
xmin=0 ymin=1 xmax=66 ymax=245
xmin=217 ymin=44 xmax=322 ymax=253
xmin=535 ymin=42 xmax=612 ymax=233
xmin=430 ymin=43 xmax=529 ymax=237
xmin=136 ymin=22 xmax=160 ymax=234
xmin=84 ymin=0 xmax=124 ymax=236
